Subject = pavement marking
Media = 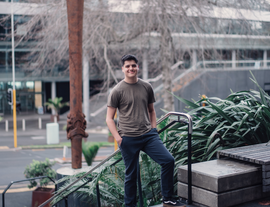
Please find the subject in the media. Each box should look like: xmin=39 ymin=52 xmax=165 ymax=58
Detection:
xmin=31 ymin=149 xmax=45 ymax=151
xmin=0 ymin=187 xmax=32 ymax=193
xmin=0 ymin=185 xmax=55 ymax=194
xmin=31 ymin=136 xmax=45 ymax=140
xmin=0 ymin=184 xmax=28 ymax=189
xmin=0 ymin=146 xmax=9 ymax=149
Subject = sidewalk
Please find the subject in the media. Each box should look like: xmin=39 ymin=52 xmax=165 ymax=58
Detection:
xmin=0 ymin=112 xmax=109 ymax=148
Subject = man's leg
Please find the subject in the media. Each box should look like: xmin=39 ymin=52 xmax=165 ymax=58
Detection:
xmin=120 ymin=136 xmax=142 ymax=207
xmin=142 ymin=128 xmax=175 ymax=198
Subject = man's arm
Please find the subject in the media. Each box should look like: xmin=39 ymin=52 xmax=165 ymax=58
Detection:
xmin=106 ymin=106 xmax=122 ymax=146
xmin=148 ymin=103 xmax=157 ymax=128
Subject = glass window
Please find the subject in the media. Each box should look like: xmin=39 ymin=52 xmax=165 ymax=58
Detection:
xmin=35 ymin=81 xmax=42 ymax=92
xmin=26 ymin=81 xmax=34 ymax=91
xmin=0 ymin=52 xmax=6 ymax=67
xmin=15 ymin=82 xmax=22 ymax=90
xmin=0 ymin=82 xmax=5 ymax=91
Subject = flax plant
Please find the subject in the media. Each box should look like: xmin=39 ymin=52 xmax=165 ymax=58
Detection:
xmin=167 ymin=72 xmax=270 ymax=167
xmin=52 ymin=72 xmax=270 ymax=206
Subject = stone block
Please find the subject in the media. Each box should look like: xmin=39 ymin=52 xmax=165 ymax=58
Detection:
xmin=263 ymin=185 xmax=270 ymax=192
xmin=262 ymin=171 xmax=270 ymax=178
xmin=178 ymin=159 xmax=261 ymax=193
xmin=262 ymin=164 xmax=270 ymax=172
xmin=178 ymin=182 xmax=266 ymax=207
xmin=263 ymin=178 xmax=270 ymax=185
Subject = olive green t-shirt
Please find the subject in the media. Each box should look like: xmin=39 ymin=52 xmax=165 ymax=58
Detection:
xmin=107 ymin=79 xmax=156 ymax=137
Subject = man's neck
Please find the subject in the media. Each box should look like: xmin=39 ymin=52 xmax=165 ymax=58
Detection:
xmin=124 ymin=77 xmax=138 ymax=84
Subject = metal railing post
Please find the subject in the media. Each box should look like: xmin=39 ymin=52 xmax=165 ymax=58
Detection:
xmin=2 ymin=176 xmax=55 ymax=207
xmin=187 ymin=126 xmax=192 ymax=205
xmin=137 ymin=161 xmax=143 ymax=207
xmin=96 ymin=183 xmax=101 ymax=207
xmin=65 ymin=196 xmax=68 ymax=207
xmin=156 ymin=112 xmax=193 ymax=204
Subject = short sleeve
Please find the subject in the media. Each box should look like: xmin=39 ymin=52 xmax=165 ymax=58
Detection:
xmin=148 ymin=84 xmax=156 ymax=104
xmin=107 ymin=88 xmax=119 ymax=108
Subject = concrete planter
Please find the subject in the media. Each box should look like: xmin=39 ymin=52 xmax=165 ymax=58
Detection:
xmin=32 ymin=187 xmax=55 ymax=207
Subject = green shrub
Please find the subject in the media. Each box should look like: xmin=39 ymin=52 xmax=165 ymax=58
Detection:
xmin=24 ymin=158 xmax=56 ymax=189
xmin=82 ymin=142 xmax=102 ymax=166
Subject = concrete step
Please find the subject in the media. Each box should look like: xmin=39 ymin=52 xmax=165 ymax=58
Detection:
xmin=178 ymin=182 xmax=265 ymax=207
xmin=177 ymin=159 xmax=270 ymax=207
xmin=150 ymin=202 xmax=195 ymax=207
xmin=178 ymin=159 xmax=261 ymax=193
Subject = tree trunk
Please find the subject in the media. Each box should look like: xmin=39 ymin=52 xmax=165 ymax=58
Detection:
xmin=160 ymin=0 xmax=174 ymax=111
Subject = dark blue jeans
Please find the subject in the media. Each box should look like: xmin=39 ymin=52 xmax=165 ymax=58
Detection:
xmin=119 ymin=128 xmax=175 ymax=207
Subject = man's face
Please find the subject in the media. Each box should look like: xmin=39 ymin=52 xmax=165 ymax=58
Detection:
xmin=122 ymin=60 xmax=139 ymax=79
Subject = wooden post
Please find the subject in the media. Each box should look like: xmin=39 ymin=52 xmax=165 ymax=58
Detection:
xmin=66 ymin=0 xmax=88 ymax=169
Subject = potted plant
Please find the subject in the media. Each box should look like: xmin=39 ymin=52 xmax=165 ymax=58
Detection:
xmin=45 ymin=97 xmax=69 ymax=122
xmin=24 ymin=159 xmax=57 ymax=207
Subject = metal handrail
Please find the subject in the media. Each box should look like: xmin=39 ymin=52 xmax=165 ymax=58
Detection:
xmin=2 ymin=176 xmax=56 ymax=207
xmin=38 ymin=111 xmax=193 ymax=207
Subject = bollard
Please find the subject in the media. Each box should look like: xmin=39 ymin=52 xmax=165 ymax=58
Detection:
xmin=38 ymin=118 xmax=42 ymax=129
xmin=63 ymin=146 xmax=68 ymax=161
xmin=54 ymin=116 xmax=57 ymax=123
xmin=22 ymin=119 xmax=25 ymax=131
xmin=46 ymin=123 xmax=59 ymax=144
xmin=5 ymin=120 xmax=8 ymax=132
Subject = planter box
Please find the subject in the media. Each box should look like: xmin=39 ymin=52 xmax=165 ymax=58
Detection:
xmin=32 ymin=187 xmax=55 ymax=207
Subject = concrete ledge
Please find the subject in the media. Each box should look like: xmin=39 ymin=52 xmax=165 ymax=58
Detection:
xmin=178 ymin=159 xmax=261 ymax=193
xmin=178 ymin=182 xmax=270 ymax=207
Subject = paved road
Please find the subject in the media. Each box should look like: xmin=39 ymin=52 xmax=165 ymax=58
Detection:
xmin=0 ymin=113 xmax=114 ymax=207
xmin=0 ymin=146 xmax=115 ymax=207
xmin=0 ymin=132 xmax=109 ymax=148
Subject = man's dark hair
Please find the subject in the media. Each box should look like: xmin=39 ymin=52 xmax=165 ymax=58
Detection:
xmin=121 ymin=54 xmax=138 ymax=66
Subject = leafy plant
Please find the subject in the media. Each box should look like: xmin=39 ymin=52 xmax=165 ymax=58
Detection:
xmin=52 ymin=72 xmax=270 ymax=206
xmin=82 ymin=142 xmax=103 ymax=166
xmin=24 ymin=159 xmax=57 ymax=189
xmin=45 ymin=97 xmax=69 ymax=115
xmin=167 ymin=71 xmax=270 ymax=165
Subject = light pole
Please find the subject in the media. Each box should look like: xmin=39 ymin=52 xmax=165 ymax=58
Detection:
xmin=11 ymin=0 xmax=18 ymax=148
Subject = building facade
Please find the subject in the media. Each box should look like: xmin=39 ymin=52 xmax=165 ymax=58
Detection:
xmin=0 ymin=0 xmax=270 ymax=115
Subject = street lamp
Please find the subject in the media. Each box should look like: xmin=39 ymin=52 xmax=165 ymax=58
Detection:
xmin=11 ymin=0 xmax=18 ymax=148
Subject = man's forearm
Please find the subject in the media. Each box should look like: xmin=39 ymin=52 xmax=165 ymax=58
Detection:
xmin=106 ymin=118 xmax=122 ymax=140
xmin=149 ymin=111 xmax=157 ymax=128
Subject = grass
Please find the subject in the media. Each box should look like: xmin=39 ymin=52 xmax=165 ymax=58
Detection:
xmin=20 ymin=141 xmax=114 ymax=149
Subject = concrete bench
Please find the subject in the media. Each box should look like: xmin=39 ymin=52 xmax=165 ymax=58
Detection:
xmin=217 ymin=143 xmax=270 ymax=192
xmin=178 ymin=159 xmax=270 ymax=207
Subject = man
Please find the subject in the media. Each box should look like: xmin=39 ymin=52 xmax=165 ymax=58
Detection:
xmin=106 ymin=54 xmax=184 ymax=207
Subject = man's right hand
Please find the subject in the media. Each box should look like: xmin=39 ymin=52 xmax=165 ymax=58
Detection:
xmin=115 ymin=136 xmax=123 ymax=147
xmin=106 ymin=106 xmax=123 ymax=147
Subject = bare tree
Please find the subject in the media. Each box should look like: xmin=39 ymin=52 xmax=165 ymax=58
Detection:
xmin=1 ymin=0 xmax=270 ymax=111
